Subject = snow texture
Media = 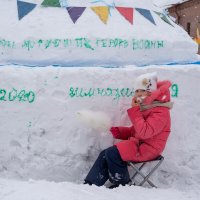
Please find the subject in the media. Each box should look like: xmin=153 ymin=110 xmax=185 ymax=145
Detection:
xmin=76 ymin=109 xmax=111 ymax=132
xmin=0 ymin=1 xmax=200 ymax=200
xmin=0 ymin=65 xmax=200 ymax=200
xmin=153 ymin=0 xmax=190 ymax=8
xmin=0 ymin=0 xmax=198 ymax=66
xmin=0 ymin=65 xmax=200 ymax=194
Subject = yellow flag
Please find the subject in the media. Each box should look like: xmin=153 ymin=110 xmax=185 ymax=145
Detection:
xmin=194 ymin=27 xmax=200 ymax=45
xmin=91 ymin=6 xmax=109 ymax=24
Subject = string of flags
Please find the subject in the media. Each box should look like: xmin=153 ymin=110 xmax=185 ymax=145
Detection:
xmin=17 ymin=0 xmax=174 ymax=27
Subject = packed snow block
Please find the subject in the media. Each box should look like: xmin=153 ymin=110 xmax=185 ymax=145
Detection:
xmin=0 ymin=0 xmax=198 ymax=66
xmin=0 ymin=65 xmax=200 ymax=189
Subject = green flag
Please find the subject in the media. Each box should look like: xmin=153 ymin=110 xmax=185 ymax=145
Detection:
xmin=41 ymin=0 xmax=61 ymax=7
xmin=154 ymin=11 xmax=174 ymax=27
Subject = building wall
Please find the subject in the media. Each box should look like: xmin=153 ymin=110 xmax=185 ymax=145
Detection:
xmin=168 ymin=0 xmax=200 ymax=53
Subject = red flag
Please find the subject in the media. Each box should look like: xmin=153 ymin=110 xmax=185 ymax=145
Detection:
xmin=116 ymin=7 xmax=134 ymax=24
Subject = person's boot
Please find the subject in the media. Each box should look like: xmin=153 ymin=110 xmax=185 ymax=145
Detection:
xmin=83 ymin=180 xmax=92 ymax=186
xmin=107 ymin=179 xmax=132 ymax=189
xmin=107 ymin=184 xmax=120 ymax=189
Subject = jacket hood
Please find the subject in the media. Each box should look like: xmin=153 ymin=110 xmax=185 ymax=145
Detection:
xmin=143 ymin=80 xmax=172 ymax=105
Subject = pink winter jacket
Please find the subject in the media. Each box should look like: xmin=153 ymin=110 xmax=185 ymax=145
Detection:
xmin=115 ymin=81 xmax=172 ymax=162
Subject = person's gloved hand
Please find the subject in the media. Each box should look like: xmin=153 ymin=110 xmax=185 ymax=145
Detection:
xmin=132 ymin=97 xmax=141 ymax=107
xmin=110 ymin=127 xmax=120 ymax=138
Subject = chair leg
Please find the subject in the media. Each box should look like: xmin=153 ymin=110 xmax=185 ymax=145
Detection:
xmin=130 ymin=163 xmax=146 ymax=181
xmin=129 ymin=156 xmax=164 ymax=188
xmin=139 ymin=158 xmax=164 ymax=187
xmin=129 ymin=162 xmax=156 ymax=188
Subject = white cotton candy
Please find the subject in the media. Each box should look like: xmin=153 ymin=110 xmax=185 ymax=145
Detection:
xmin=76 ymin=109 xmax=111 ymax=132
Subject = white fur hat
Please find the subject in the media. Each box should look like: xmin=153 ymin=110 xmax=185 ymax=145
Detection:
xmin=134 ymin=72 xmax=158 ymax=92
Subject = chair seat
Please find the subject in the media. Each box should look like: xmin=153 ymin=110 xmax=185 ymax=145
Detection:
xmin=129 ymin=155 xmax=164 ymax=164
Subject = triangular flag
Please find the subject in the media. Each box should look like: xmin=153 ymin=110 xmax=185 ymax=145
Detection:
xmin=17 ymin=0 xmax=37 ymax=20
xmin=194 ymin=27 xmax=200 ymax=44
xmin=136 ymin=8 xmax=156 ymax=25
xmin=154 ymin=11 xmax=174 ymax=27
xmin=41 ymin=0 xmax=61 ymax=7
xmin=91 ymin=6 xmax=109 ymax=24
xmin=116 ymin=7 xmax=134 ymax=24
xmin=66 ymin=7 xmax=86 ymax=24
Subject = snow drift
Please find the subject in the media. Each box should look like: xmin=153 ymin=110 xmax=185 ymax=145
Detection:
xmin=0 ymin=65 xmax=200 ymax=192
xmin=0 ymin=0 xmax=198 ymax=66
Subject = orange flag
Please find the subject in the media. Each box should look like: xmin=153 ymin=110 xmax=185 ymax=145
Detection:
xmin=194 ymin=27 xmax=200 ymax=45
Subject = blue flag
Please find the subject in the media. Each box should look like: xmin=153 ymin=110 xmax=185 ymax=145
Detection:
xmin=17 ymin=0 xmax=37 ymax=20
xmin=136 ymin=8 xmax=156 ymax=25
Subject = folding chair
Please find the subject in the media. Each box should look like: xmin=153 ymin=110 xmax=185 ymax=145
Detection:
xmin=128 ymin=155 xmax=164 ymax=188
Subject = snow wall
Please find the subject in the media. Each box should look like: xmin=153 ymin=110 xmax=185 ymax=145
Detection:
xmin=0 ymin=65 xmax=200 ymax=191
xmin=0 ymin=0 xmax=198 ymax=66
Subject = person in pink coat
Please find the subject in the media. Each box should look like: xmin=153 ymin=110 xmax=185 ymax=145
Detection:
xmin=84 ymin=72 xmax=173 ymax=187
xmin=114 ymin=73 xmax=173 ymax=162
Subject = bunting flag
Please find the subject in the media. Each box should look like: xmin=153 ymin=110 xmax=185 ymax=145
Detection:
xmin=66 ymin=7 xmax=86 ymax=24
xmin=154 ymin=11 xmax=173 ymax=27
xmin=194 ymin=27 xmax=200 ymax=45
xmin=135 ymin=8 xmax=156 ymax=25
xmin=17 ymin=0 xmax=37 ymax=20
xmin=91 ymin=6 xmax=109 ymax=24
xmin=116 ymin=7 xmax=134 ymax=24
xmin=16 ymin=2 xmax=160 ymax=26
xmin=41 ymin=0 xmax=61 ymax=7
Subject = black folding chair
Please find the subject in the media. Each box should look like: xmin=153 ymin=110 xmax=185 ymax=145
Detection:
xmin=128 ymin=155 xmax=164 ymax=188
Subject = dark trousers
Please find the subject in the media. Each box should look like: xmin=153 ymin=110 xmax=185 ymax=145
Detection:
xmin=84 ymin=146 xmax=130 ymax=186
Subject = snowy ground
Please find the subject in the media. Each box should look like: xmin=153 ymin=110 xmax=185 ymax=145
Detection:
xmin=0 ymin=177 xmax=199 ymax=200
